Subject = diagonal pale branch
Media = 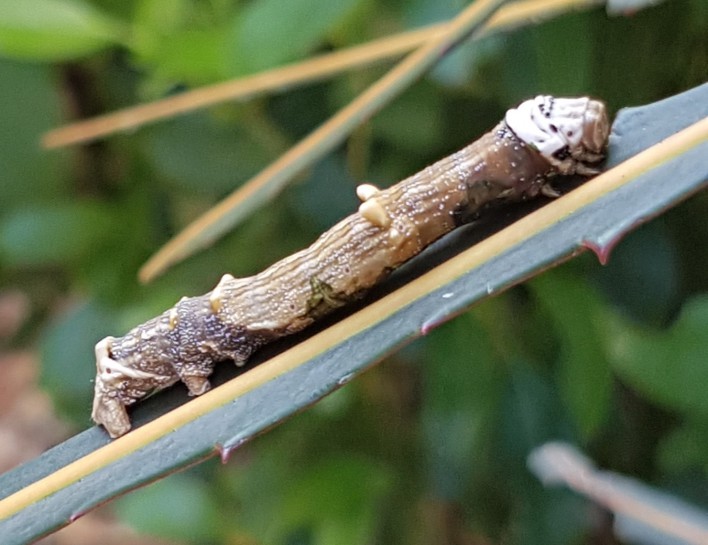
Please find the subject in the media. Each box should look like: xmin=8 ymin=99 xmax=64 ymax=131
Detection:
xmin=42 ymin=0 xmax=604 ymax=149
xmin=529 ymin=442 xmax=708 ymax=545
xmin=137 ymin=0 xmax=510 ymax=282
xmin=1 ymin=84 xmax=706 ymax=545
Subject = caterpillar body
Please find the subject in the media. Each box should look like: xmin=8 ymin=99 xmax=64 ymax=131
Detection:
xmin=92 ymin=96 xmax=610 ymax=438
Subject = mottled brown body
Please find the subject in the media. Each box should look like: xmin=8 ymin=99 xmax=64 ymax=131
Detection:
xmin=92 ymin=96 xmax=610 ymax=437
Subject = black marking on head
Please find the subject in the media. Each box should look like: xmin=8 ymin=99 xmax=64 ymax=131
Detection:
xmin=539 ymin=96 xmax=554 ymax=118
xmin=496 ymin=125 xmax=513 ymax=139
xmin=553 ymin=145 xmax=571 ymax=161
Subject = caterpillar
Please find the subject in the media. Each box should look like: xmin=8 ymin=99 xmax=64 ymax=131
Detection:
xmin=92 ymin=96 xmax=610 ymax=438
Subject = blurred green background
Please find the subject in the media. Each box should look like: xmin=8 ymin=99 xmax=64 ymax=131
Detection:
xmin=0 ymin=0 xmax=707 ymax=543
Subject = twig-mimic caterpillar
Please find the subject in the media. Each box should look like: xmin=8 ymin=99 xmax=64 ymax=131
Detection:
xmin=92 ymin=96 xmax=610 ymax=438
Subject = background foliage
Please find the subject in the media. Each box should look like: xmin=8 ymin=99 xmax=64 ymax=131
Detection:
xmin=0 ymin=0 xmax=706 ymax=544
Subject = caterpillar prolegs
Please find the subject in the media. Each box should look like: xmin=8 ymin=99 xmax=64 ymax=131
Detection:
xmin=92 ymin=96 xmax=610 ymax=438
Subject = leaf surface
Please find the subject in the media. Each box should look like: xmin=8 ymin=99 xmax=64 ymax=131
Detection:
xmin=0 ymin=0 xmax=124 ymax=61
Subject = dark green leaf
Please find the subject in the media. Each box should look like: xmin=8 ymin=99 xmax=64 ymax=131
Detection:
xmin=0 ymin=59 xmax=68 ymax=207
xmin=372 ymin=84 xmax=444 ymax=153
xmin=144 ymin=113 xmax=272 ymax=196
xmin=530 ymin=272 xmax=613 ymax=438
xmin=292 ymin=155 xmax=359 ymax=232
xmin=131 ymin=0 xmax=231 ymax=85
xmin=609 ymin=295 xmax=708 ymax=417
xmin=592 ymin=220 xmax=682 ymax=327
xmin=114 ymin=473 xmax=220 ymax=542
xmin=141 ymin=29 xmax=230 ymax=85
xmin=421 ymin=311 xmax=504 ymax=499
xmin=0 ymin=201 xmax=112 ymax=267
xmin=40 ymin=301 xmax=114 ymax=423
xmin=497 ymin=365 xmax=575 ymax=470
xmin=531 ymin=13 xmax=592 ymax=95
xmin=657 ymin=418 xmax=708 ymax=474
xmin=231 ymin=0 xmax=362 ymax=73
xmin=279 ymin=457 xmax=393 ymax=545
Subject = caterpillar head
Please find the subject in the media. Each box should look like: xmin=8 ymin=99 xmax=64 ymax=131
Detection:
xmin=505 ymin=96 xmax=609 ymax=175
xmin=92 ymin=335 xmax=177 ymax=438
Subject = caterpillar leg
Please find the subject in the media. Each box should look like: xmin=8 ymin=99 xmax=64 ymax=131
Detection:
xmin=181 ymin=375 xmax=211 ymax=396
xmin=92 ymin=337 xmax=138 ymax=438
xmin=92 ymin=393 xmax=131 ymax=439
xmin=540 ymin=183 xmax=561 ymax=198
xmin=92 ymin=336 xmax=178 ymax=438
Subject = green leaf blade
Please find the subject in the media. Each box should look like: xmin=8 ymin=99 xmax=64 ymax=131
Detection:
xmin=530 ymin=272 xmax=613 ymax=439
xmin=0 ymin=0 xmax=125 ymax=61
xmin=609 ymin=295 xmax=708 ymax=417
xmin=0 ymin=201 xmax=112 ymax=267
xmin=232 ymin=0 xmax=362 ymax=73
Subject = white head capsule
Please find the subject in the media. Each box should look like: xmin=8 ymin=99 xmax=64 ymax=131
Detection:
xmin=505 ymin=96 xmax=609 ymax=175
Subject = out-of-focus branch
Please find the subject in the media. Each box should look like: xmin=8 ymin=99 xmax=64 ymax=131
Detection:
xmin=42 ymin=0 xmax=604 ymax=149
xmin=530 ymin=442 xmax=708 ymax=545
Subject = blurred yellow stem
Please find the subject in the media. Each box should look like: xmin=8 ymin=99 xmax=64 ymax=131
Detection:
xmin=42 ymin=0 xmax=603 ymax=149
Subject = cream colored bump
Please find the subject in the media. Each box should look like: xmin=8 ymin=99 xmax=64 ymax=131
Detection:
xmin=209 ymin=273 xmax=234 ymax=314
xmin=168 ymin=307 xmax=179 ymax=330
xmin=359 ymin=198 xmax=391 ymax=228
xmin=356 ymin=183 xmax=380 ymax=202
xmin=217 ymin=273 xmax=235 ymax=285
xmin=388 ymin=227 xmax=405 ymax=246
xmin=209 ymin=289 xmax=222 ymax=313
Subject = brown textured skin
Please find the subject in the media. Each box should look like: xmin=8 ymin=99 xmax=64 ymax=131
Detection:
xmin=92 ymin=101 xmax=610 ymax=437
